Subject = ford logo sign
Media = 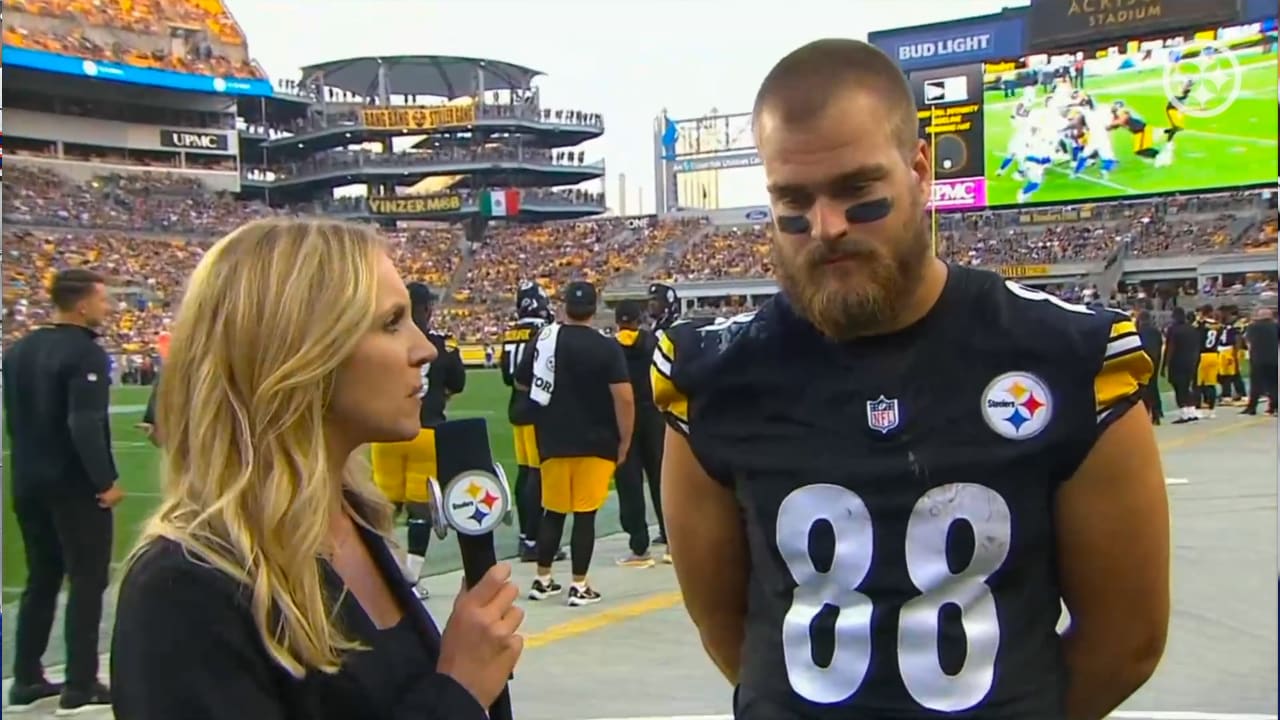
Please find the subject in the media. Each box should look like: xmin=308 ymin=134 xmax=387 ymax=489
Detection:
xmin=744 ymin=209 xmax=769 ymax=222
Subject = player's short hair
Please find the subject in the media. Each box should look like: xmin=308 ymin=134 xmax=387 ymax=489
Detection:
xmin=752 ymin=38 xmax=918 ymax=156
xmin=50 ymin=268 xmax=105 ymax=311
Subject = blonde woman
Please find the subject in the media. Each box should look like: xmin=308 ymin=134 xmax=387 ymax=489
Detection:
xmin=109 ymin=218 xmax=523 ymax=719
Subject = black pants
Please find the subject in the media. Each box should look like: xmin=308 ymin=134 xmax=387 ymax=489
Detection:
xmin=1246 ymin=361 xmax=1278 ymax=413
xmin=1141 ymin=383 xmax=1163 ymax=420
xmin=615 ymin=407 xmax=665 ymax=556
xmin=12 ymin=489 xmax=113 ymax=689
xmin=1169 ymin=369 xmax=1195 ymax=408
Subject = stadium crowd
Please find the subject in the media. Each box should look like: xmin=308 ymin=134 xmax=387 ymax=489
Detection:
xmin=3 ymin=164 xmax=1274 ymax=351
xmin=5 ymin=0 xmax=263 ymax=78
xmin=658 ymin=191 xmax=1274 ymax=282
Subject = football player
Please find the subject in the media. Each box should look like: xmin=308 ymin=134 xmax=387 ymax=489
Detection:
xmin=1162 ymin=78 xmax=1193 ymax=164
xmin=1073 ymin=101 xmax=1118 ymax=179
xmin=659 ymin=39 xmax=1168 ymax=720
xmin=499 ymin=281 xmax=566 ymax=563
xmin=1109 ymin=100 xmax=1165 ymax=163
xmin=995 ymin=98 xmax=1033 ymax=178
xmin=1217 ymin=306 xmax=1247 ymax=404
xmin=369 ymin=282 xmax=465 ymax=599
xmin=1193 ymin=305 xmax=1223 ymax=418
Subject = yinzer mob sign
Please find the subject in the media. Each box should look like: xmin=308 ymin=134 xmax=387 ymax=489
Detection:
xmin=368 ymin=194 xmax=464 ymax=216
xmin=1027 ymin=0 xmax=1240 ymax=50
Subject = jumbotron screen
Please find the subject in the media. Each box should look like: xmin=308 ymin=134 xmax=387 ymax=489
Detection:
xmin=914 ymin=20 xmax=1278 ymax=209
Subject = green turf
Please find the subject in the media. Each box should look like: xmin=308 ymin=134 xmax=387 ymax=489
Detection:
xmin=1 ymin=360 xmax=1249 ymax=602
xmin=982 ymin=52 xmax=1278 ymax=207
xmin=1 ymin=370 xmax=545 ymax=601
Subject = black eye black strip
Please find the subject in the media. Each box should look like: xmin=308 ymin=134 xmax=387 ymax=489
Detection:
xmin=774 ymin=197 xmax=893 ymax=234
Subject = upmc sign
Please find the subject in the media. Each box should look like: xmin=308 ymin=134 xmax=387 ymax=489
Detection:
xmin=869 ymin=15 xmax=1026 ymax=73
xmin=929 ymin=177 xmax=988 ymax=211
xmin=159 ymin=129 xmax=230 ymax=153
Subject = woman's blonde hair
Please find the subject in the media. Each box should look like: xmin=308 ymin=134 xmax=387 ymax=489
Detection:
xmin=129 ymin=217 xmax=396 ymax=677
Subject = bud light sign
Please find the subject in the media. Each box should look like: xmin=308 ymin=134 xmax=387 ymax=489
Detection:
xmin=929 ymin=177 xmax=987 ymax=211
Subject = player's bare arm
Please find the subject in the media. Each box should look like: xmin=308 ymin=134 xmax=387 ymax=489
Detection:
xmin=662 ymin=426 xmax=748 ymax=685
xmin=609 ymin=381 xmax=635 ymax=461
xmin=1055 ymin=402 xmax=1170 ymax=720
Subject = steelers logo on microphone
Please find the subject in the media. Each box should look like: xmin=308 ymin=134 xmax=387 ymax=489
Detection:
xmin=441 ymin=470 xmax=510 ymax=536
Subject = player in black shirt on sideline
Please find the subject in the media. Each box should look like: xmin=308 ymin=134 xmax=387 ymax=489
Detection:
xmin=1192 ymin=305 xmax=1222 ymax=418
xmin=612 ymin=300 xmax=667 ymax=566
xmin=371 ymin=282 xmax=465 ymax=599
xmin=515 ymin=281 xmax=634 ymax=606
xmin=3 ymin=268 xmax=120 ymax=713
xmin=501 ymin=281 xmax=559 ymax=563
xmin=1163 ymin=306 xmax=1201 ymax=424
xmin=655 ymin=39 xmax=1168 ymax=720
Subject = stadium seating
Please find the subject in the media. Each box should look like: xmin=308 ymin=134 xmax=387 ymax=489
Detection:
xmin=4 ymin=160 xmax=1271 ymax=350
xmin=5 ymin=0 xmax=262 ymax=77
xmin=655 ymin=191 xmax=1272 ymax=283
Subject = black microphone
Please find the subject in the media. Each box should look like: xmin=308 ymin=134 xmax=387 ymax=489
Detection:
xmin=434 ymin=417 xmax=514 ymax=720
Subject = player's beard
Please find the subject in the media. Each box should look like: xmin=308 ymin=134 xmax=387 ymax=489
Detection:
xmin=772 ymin=201 xmax=930 ymax=342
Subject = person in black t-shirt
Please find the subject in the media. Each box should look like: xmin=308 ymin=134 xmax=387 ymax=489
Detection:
xmin=515 ymin=281 xmax=633 ymax=606
xmin=612 ymin=300 xmax=668 ymax=566
xmin=1244 ymin=308 xmax=1278 ymax=415
xmin=1163 ymin=306 xmax=1202 ymax=424
xmin=4 ymin=268 xmax=120 ymax=713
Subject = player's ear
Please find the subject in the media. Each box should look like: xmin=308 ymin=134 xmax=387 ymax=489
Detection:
xmin=909 ymin=137 xmax=932 ymax=203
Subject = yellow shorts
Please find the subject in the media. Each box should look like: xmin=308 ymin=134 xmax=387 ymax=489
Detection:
xmin=1219 ymin=348 xmax=1239 ymax=377
xmin=540 ymin=456 xmax=615 ymax=514
xmin=371 ymin=428 xmax=437 ymax=503
xmin=1196 ymin=354 xmax=1221 ymax=387
xmin=1132 ymin=126 xmax=1154 ymax=153
xmin=513 ymin=424 xmax=540 ymax=467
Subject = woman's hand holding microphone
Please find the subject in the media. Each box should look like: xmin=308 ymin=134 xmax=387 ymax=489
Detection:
xmin=436 ymin=562 xmax=526 ymax=708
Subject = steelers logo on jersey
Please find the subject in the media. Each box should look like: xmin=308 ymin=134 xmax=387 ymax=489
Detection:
xmin=981 ymin=371 xmax=1053 ymax=440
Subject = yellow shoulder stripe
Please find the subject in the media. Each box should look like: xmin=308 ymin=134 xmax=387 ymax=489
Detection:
xmin=650 ymin=332 xmax=689 ymax=429
xmin=1095 ymin=318 xmax=1153 ymax=415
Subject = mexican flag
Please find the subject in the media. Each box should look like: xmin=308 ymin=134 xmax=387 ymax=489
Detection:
xmin=480 ymin=188 xmax=521 ymax=217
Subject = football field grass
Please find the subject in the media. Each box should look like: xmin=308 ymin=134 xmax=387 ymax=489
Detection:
xmin=983 ymin=52 xmax=1278 ymax=206
xmin=1 ymin=369 xmax=531 ymax=602
xmin=3 ymin=361 xmax=1234 ymax=601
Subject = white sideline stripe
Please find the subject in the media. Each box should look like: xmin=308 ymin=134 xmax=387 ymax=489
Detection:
xmin=1166 ymin=477 xmax=1191 ymax=485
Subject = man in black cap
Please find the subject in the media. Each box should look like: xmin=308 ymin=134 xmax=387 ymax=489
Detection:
xmin=515 ymin=280 xmax=633 ymax=606
xmin=4 ymin=268 xmax=119 ymax=713
xmin=370 ymin=281 xmax=466 ymax=599
xmin=612 ymin=299 xmax=668 ymax=566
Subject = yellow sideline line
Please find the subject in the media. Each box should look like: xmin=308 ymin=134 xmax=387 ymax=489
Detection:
xmin=520 ymin=416 xmax=1270 ymax=650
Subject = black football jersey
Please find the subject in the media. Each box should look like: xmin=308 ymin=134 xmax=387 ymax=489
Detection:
xmin=652 ymin=315 xmax=746 ymax=433
xmin=653 ymin=266 xmax=1152 ymax=720
xmin=419 ymin=331 xmax=464 ymax=427
xmin=499 ymin=317 xmax=546 ymax=426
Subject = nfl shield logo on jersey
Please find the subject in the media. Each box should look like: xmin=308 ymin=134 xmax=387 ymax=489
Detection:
xmin=865 ymin=395 xmax=900 ymax=434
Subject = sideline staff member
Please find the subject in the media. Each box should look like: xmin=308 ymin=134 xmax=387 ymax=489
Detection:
xmin=110 ymin=219 xmax=522 ymax=719
xmin=4 ymin=268 xmax=120 ymax=713
xmin=516 ymin=281 xmax=633 ymax=606
xmin=371 ymin=282 xmax=466 ymax=599
xmin=612 ymin=300 xmax=668 ymax=566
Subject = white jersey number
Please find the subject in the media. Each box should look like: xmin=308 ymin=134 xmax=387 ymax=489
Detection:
xmin=777 ymin=483 xmax=1012 ymax=711
xmin=503 ymin=342 xmax=527 ymax=377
